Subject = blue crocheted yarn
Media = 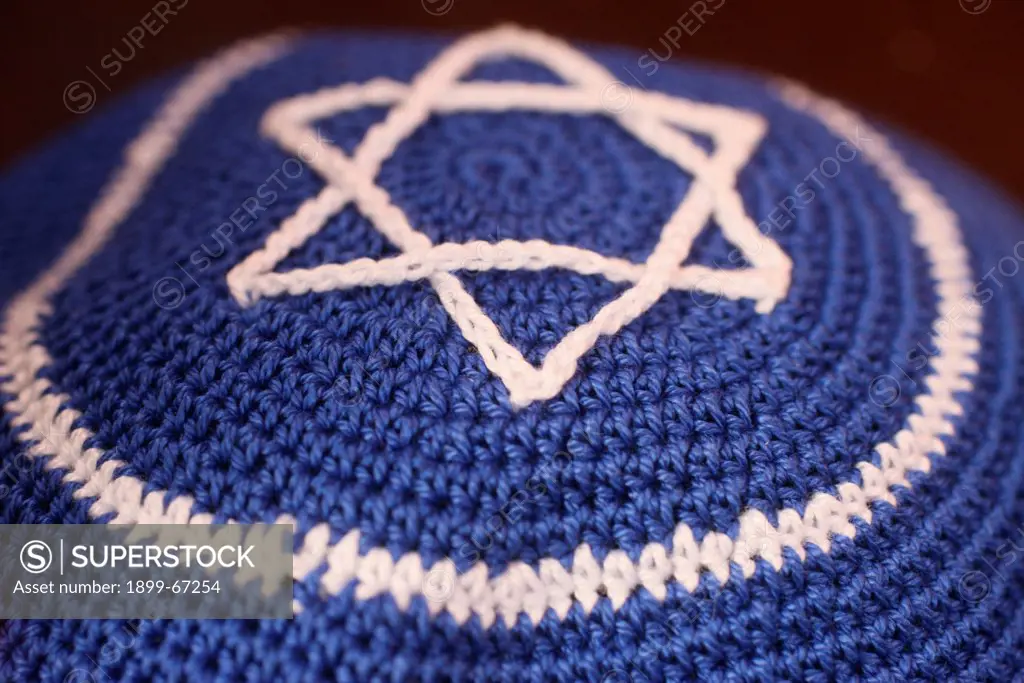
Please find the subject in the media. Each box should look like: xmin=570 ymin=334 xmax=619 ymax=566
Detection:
xmin=1 ymin=29 xmax=1024 ymax=682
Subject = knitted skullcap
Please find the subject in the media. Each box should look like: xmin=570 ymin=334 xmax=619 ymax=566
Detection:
xmin=2 ymin=26 xmax=1023 ymax=682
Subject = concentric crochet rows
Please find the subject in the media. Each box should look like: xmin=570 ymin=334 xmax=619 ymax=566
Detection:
xmin=0 ymin=29 xmax=978 ymax=629
xmin=229 ymin=27 xmax=790 ymax=407
xmin=26 ymin=31 xmax=941 ymax=577
xmin=3 ymin=28 xmax=1024 ymax=683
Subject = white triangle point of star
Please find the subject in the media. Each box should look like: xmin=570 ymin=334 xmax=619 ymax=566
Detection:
xmin=227 ymin=25 xmax=792 ymax=407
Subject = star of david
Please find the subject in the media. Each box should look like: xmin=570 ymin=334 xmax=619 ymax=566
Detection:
xmin=227 ymin=26 xmax=792 ymax=407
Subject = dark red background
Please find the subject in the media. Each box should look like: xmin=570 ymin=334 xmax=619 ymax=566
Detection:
xmin=2 ymin=0 xmax=1021 ymax=199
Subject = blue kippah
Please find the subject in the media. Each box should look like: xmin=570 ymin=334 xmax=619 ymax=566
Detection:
xmin=3 ymin=26 xmax=1024 ymax=682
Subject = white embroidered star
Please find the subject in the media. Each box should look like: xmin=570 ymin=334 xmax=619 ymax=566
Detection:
xmin=227 ymin=25 xmax=792 ymax=407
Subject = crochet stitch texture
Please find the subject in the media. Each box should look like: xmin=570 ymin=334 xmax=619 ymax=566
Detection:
xmin=1 ymin=26 xmax=1024 ymax=682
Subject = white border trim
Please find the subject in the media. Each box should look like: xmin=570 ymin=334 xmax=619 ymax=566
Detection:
xmin=0 ymin=29 xmax=980 ymax=628
xmin=0 ymin=33 xmax=293 ymax=523
xmin=227 ymin=26 xmax=792 ymax=407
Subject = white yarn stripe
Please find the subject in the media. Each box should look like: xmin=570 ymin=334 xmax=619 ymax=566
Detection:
xmin=0 ymin=29 xmax=980 ymax=628
xmin=0 ymin=35 xmax=295 ymax=548
xmin=228 ymin=26 xmax=792 ymax=407
xmin=238 ymin=239 xmax=775 ymax=302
